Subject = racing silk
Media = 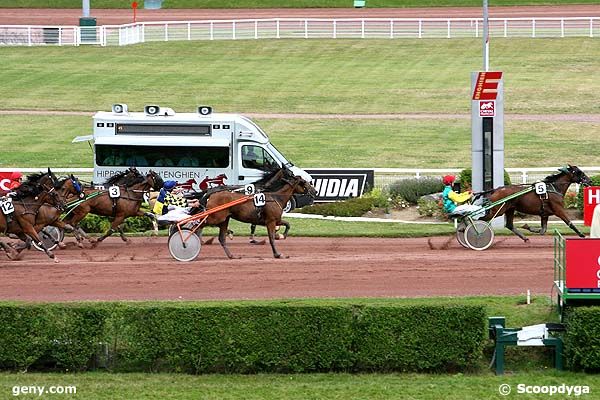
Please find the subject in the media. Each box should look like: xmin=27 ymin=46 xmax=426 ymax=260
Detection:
xmin=442 ymin=185 xmax=472 ymax=213
xmin=152 ymin=189 xmax=187 ymax=215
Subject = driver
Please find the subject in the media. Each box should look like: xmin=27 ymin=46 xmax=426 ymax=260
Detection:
xmin=442 ymin=175 xmax=483 ymax=216
xmin=7 ymin=171 xmax=23 ymax=192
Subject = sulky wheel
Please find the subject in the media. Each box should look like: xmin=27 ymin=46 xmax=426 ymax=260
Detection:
xmin=464 ymin=220 xmax=494 ymax=251
xmin=32 ymin=226 xmax=64 ymax=252
xmin=168 ymin=228 xmax=202 ymax=262
xmin=455 ymin=221 xmax=469 ymax=249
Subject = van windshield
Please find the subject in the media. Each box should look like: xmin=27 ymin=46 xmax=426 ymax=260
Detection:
xmin=96 ymin=145 xmax=229 ymax=168
xmin=266 ymin=143 xmax=293 ymax=167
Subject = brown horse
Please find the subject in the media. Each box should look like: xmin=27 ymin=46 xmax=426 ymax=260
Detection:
xmin=63 ymin=169 xmax=163 ymax=245
xmin=0 ymin=176 xmax=65 ymax=260
xmin=26 ymin=174 xmax=86 ymax=249
xmin=201 ymin=167 xmax=316 ymax=259
xmin=481 ymin=165 xmax=591 ymax=241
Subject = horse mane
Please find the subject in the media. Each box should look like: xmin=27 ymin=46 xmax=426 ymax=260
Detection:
xmin=105 ymin=169 xmax=144 ymax=186
xmin=11 ymin=181 xmax=44 ymax=200
xmin=262 ymin=167 xmax=295 ymax=192
xmin=543 ymin=167 xmax=569 ymax=184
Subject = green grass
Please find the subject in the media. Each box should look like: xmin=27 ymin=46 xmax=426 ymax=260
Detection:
xmin=3 ymin=39 xmax=600 ymax=170
xmin=1 ymin=115 xmax=599 ymax=169
xmin=2 ymin=0 xmax=597 ymax=8
xmin=2 ymin=370 xmax=599 ymax=400
xmin=2 ymin=39 xmax=600 ymax=115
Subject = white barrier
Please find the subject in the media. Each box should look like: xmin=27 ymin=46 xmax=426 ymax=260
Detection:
xmin=1 ymin=17 xmax=598 ymax=46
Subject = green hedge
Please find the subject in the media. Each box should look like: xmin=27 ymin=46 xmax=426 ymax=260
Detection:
xmin=564 ymin=306 xmax=600 ymax=372
xmin=0 ymin=303 xmax=486 ymax=374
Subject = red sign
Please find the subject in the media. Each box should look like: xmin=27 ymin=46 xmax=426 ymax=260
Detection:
xmin=584 ymin=186 xmax=600 ymax=226
xmin=0 ymin=172 xmax=16 ymax=191
xmin=565 ymin=238 xmax=600 ymax=289
xmin=479 ymin=100 xmax=495 ymax=117
xmin=132 ymin=1 xmax=138 ymax=8
xmin=472 ymin=71 xmax=502 ymax=100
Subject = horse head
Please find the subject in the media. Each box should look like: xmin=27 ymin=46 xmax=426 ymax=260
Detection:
xmin=560 ymin=165 xmax=592 ymax=186
xmin=145 ymin=170 xmax=164 ymax=191
xmin=58 ymin=174 xmax=85 ymax=199
xmin=287 ymin=174 xmax=317 ymax=198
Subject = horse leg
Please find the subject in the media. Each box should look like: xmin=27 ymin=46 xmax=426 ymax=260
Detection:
xmin=278 ymin=220 xmax=291 ymax=239
xmin=218 ymin=219 xmax=238 ymax=259
xmin=553 ymin=208 xmax=586 ymax=238
xmin=94 ymin=216 xmax=125 ymax=245
xmin=522 ymin=216 xmax=549 ymax=235
xmin=248 ymin=224 xmax=265 ymax=245
xmin=505 ymin=208 xmax=529 ymax=242
xmin=20 ymin=225 xmax=56 ymax=261
xmin=266 ymin=221 xmax=285 ymax=258
xmin=0 ymin=240 xmax=18 ymax=260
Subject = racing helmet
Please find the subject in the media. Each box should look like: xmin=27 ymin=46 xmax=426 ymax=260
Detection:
xmin=10 ymin=171 xmax=22 ymax=181
xmin=442 ymin=175 xmax=456 ymax=186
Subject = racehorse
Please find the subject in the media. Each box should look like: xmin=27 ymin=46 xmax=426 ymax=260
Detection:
xmin=481 ymin=165 xmax=591 ymax=241
xmin=11 ymin=174 xmax=84 ymax=248
xmin=0 ymin=177 xmax=65 ymax=260
xmin=62 ymin=169 xmax=163 ymax=246
xmin=200 ymin=166 xmax=316 ymax=258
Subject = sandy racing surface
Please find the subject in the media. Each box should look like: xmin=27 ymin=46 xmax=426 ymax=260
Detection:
xmin=0 ymin=235 xmax=556 ymax=302
xmin=1 ymin=6 xmax=599 ymax=25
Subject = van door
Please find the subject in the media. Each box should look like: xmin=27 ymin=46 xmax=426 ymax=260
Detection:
xmin=236 ymin=143 xmax=279 ymax=185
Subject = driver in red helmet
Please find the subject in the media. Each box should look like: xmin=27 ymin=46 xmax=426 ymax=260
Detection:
xmin=442 ymin=174 xmax=479 ymax=215
xmin=7 ymin=171 xmax=23 ymax=191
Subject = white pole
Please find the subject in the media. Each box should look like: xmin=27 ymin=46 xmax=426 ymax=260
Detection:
xmin=483 ymin=0 xmax=489 ymax=71
xmin=82 ymin=0 xmax=90 ymax=18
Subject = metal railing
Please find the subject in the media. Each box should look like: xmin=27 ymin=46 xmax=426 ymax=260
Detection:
xmin=1 ymin=17 xmax=598 ymax=46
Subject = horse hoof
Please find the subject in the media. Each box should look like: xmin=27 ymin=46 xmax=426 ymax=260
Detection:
xmin=523 ymin=238 xmax=530 ymax=243
xmin=203 ymin=237 xmax=215 ymax=245
xmin=275 ymin=233 xmax=282 ymax=240
xmin=58 ymin=242 xmax=67 ymax=250
xmin=53 ymin=257 xmax=60 ymax=264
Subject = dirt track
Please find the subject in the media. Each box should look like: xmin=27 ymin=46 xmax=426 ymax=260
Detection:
xmin=1 ymin=6 xmax=599 ymax=26
xmin=0 ymin=235 xmax=556 ymax=302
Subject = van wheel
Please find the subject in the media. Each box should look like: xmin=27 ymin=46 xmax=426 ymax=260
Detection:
xmin=283 ymin=198 xmax=296 ymax=213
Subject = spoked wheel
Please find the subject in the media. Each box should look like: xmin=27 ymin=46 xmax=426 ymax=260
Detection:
xmin=455 ymin=221 xmax=469 ymax=249
xmin=32 ymin=226 xmax=64 ymax=252
xmin=168 ymin=227 xmax=202 ymax=262
xmin=464 ymin=220 xmax=494 ymax=251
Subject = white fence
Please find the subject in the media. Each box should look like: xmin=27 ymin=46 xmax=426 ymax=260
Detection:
xmin=1 ymin=17 xmax=599 ymax=46
xmin=3 ymin=167 xmax=599 ymax=192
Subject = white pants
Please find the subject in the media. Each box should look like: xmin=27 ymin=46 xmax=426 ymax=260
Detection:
xmin=157 ymin=206 xmax=192 ymax=223
xmin=591 ymin=205 xmax=600 ymax=238
xmin=453 ymin=204 xmax=484 ymax=216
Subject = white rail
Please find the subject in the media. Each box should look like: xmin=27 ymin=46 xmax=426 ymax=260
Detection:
xmin=1 ymin=17 xmax=598 ymax=46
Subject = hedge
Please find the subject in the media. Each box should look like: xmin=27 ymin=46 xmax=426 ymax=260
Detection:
xmin=564 ymin=306 xmax=600 ymax=372
xmin=0 ymin=303 xmax=486 ymax=373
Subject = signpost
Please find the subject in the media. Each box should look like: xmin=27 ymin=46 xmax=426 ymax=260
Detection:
xmin=132 ymin=2 xmax=138 ymax=23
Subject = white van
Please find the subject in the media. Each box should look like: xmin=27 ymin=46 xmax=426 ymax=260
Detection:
xmin=73 ymin=104 xmax=314 ymax=210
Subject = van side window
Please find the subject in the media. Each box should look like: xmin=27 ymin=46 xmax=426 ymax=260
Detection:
xmin=242 ymin=145 xmax=277 ymax=171
xmin=96 ymin=145 xmax=229 ymax=168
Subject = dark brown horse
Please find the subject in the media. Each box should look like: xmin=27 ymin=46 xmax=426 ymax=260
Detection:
xmin=201 ymin=167 xmax=316 ymax=259
xmin=63 ymin=169 xmax=163 ymax=245
xmin=0 ymin=175 xmax=65 ymax=260
xmin=481 ymin=165 xmax=591 ymax=241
